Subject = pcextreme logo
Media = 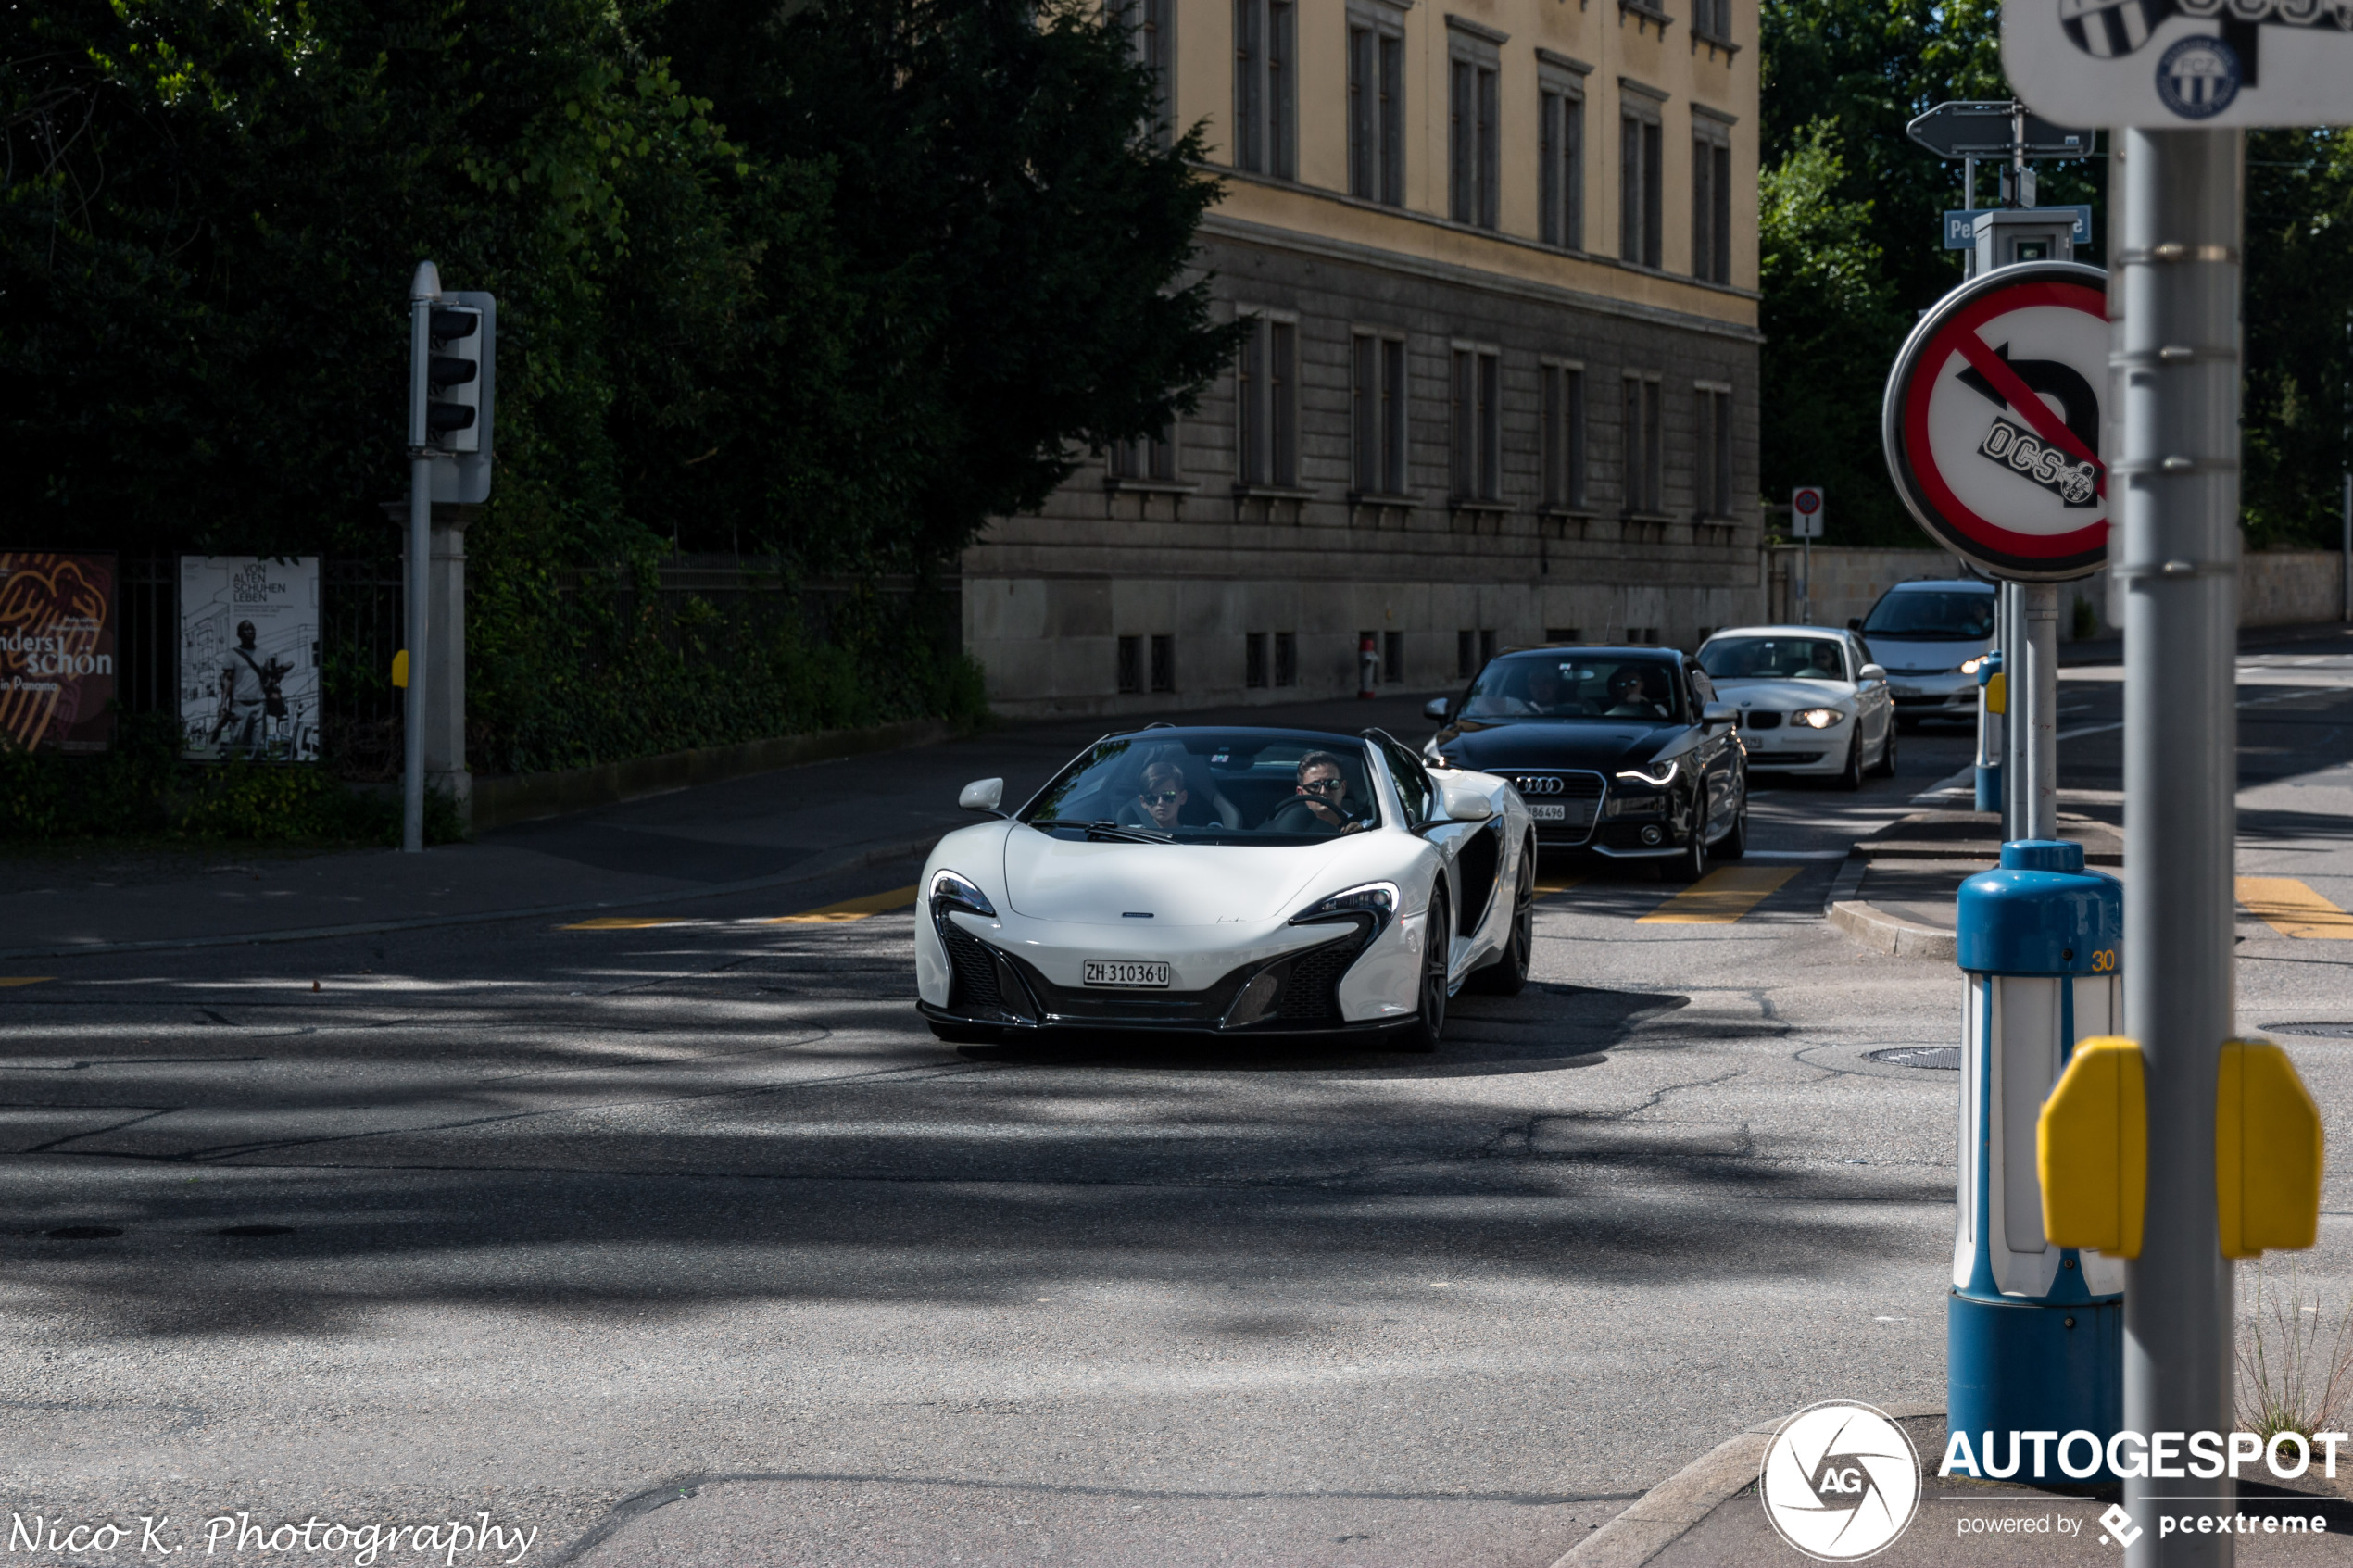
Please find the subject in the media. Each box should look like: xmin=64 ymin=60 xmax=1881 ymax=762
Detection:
xmin=1760 ymin=1401 xmax=1924 ymax=1561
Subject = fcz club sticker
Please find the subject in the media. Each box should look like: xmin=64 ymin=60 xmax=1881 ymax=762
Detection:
xmin=1976 ymin=416 xmax=2100 ymax=508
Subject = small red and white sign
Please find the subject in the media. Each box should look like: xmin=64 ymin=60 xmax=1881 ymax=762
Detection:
xmin=1791 ymin=486 xmax=1825 ymax=539
xmin=1881 ymin=261 xmax=2110 ymax=582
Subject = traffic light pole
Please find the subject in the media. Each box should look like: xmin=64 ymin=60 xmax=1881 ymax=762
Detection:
xmin=404 ymin=263 xmax=440 ymax=856
xmin=2116 ymin=126 xmax=2242 ymax=1566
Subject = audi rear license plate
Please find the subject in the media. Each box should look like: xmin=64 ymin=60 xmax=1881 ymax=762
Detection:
xmin=1528 ymin=802 xmax=1567 ymax=822
xmin=1084 ymin=960 xmax=1171 ymax=988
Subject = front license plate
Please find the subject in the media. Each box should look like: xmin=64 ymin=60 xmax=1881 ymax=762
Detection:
xmin=1084 ymin=960 xmax=1171 ymax=988
xmin=1891 ymin=684 xmax=1921 ymax=698
xmin=1528 ymin=802 xmax=1567 ymax=822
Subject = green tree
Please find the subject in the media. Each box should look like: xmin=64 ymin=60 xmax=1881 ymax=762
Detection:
xmin=2243 ymin=129 xmax=2353 ymax=548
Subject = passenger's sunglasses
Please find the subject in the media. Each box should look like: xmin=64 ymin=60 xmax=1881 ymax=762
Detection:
xmin=1300 ymin=778 xmax=1346 ymax=795
xmin=1141 ymin=790 xmax=1182 ymax=805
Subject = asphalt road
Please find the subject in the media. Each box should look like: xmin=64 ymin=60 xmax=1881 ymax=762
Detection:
xmin=8 ymin=640 xmax=2353 ymax=1568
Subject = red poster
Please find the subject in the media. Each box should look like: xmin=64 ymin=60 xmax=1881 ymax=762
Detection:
xmin=0 ymin=553 xmax=118 ymax=753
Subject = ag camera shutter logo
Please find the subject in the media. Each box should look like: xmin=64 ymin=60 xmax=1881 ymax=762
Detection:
xmin=1759 ymin=1401 xmax=1922 ymax=1561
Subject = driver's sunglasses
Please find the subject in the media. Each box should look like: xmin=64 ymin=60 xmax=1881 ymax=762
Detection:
xmin=1300 ymin=777 xmax=1346 ymax=795
xmin=1141 ymin=790 xmax=1182 ymax=805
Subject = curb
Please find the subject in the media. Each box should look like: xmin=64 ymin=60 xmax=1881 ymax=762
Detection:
xmin=1551 ymin=1405 xmax=1944 ymax=1568
xmin=0 ymin=830 xmax=950 ymax=962
xmin=1826 ymin=899 xmax=1957 ymax=960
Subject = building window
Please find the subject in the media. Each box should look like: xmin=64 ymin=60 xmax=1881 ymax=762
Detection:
xmin=1234 ymin=0 xmax=1296 ymax=179
xmin=1696 ymin=384 xmax=1735 ymax=518
xmin=1118 ymin=0 xmax=1175 ymax=148
xmin=1109 ymin=424 xmax=1176 ymax=483
xmin=1347 ymin=17 xmax=1404 ymax=206
xmin=1539 ymin=80 xmax=1586 ymax=250
xmin=1620 ymin=100 xmax=1664 ymax=270
xmin=1150 ymin=634 xmax=1176 ymax=693
xmin=1447 ymin=31 xmax=1500 ymax=230
xmin=1117 ymin=635 xmax=1143 ymax=695
xmin=1450 ymin=346 xmax=1501 ymax=502
xmin=1246 ymin=632 xmax=1269 ymax=688
xmin=1622 ymin=372 xmax=1663 ymax=515
xmin=1274 ymin=631 xmax=1298 ymax=686
xmin=1384 ymin=630 xmax=1404 ymax=683
xmin=1692 ymin=117 xmax=1733 ymax=283
xmin=1237 ymin=314 xmax=1300 ymax=489
xmin=1626 ymin=626 xmax=1659 ymax=645
xmin=1541 ymin=361 xmax=1588 ymax=509
xmin=1352 ymin=332 xmax=1408 ymax=495
xmin=1457 ymin=630 xmax=1478 ymax=678
xmin=1546 ymin=627 xmax=1582 ymax=642
xmin=1692 ymin=0 xmax=1733 ymax=44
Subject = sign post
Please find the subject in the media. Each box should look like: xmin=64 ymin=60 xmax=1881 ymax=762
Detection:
xmin=1790 ymin=486 xmax=1824 ymax=624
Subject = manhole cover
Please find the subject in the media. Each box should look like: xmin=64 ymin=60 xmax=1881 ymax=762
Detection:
xmin=44 ymin=1226 xmax=122 ymax=1240
xmin=217 ymin=1224 xmax=296 ymax=1238
xmin=2262 ymin=1022 xmax=2353 ymax=1038
xmin=1869 ymin=1047 xmax=1961 ymax=1070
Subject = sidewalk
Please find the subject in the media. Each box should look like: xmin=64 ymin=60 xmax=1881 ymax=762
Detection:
xmin=0 ymin=692 xmax=1448 ymax=959
xmin=1823 ymin=801 xmax=2123 ymax=961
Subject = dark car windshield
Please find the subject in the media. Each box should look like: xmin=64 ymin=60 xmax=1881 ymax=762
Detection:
xmin=1701 ymin=636 xmax=1847 ymax=682
xmin=1020 ymin=732 xmax=1382 ymax=843
xmin=1863 ymin=590 xmax=1995 ymax=640
xmin=1458 ymin=655 xmax=1682 ymax=722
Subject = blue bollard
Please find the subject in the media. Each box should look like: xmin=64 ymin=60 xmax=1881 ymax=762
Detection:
xmin=1947 ymin=839 xmax=2125 ymax=1481
xmin=1975 ymin=651 xmax=2005 ymax=816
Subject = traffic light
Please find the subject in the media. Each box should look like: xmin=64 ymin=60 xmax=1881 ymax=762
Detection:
xmin=404 ymin=282 xmax=496 ymax=505
xmin=425 ymin=306 xmax=483 ymax=451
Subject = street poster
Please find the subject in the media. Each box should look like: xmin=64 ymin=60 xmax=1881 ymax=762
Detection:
xmin=1881 ymin=261 xmax=2112 ymax=582
xmin=0 ymin=552 xmax=118 ymax=754
xmin=2006 ymin=0 xmax=2353 ymax=128
xmin=178 ymin=556 xmax=321 ymax=762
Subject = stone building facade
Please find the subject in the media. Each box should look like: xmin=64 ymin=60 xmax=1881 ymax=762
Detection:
xmin=965 ymin=0 xmax=1765 ymax=717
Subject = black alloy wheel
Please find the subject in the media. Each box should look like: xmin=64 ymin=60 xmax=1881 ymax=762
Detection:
xmin=1466 ymin=838 xmax=1535 ymax=996
xmin=1836 ymin=731 xmax=1865 ymax=791
xmin=1869 ymin=721 xmax=1899 ymax=778
xmin=1715 ymin=795 xmax=1749 ymax=861
xmin=1395 ymin=890 xmax=1451 ymax=1051
xmin=1676 ymin=806 xmax=1710 ymax=883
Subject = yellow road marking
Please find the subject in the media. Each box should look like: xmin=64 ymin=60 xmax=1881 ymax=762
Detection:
xmin=1534 ymin=875 xmax=1585 ymax=896
xmin=761 ymin=885 xmax=921 ymax=924
xmin=1637 ymin=866 xmax=1801 ymax=924
xmin=0 ymin=977 xmax=53 ymax=986
xmin=562 ymin=916 xmax=688 ymax=931
xmin=2236 ymin=877 xmax=2353 ymax=939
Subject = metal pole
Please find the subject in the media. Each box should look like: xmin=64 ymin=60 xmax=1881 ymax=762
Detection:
xmin=1801 ymin=536 xmax=1812 ymax=624
xmin=404 ymin=263 xmax=440 ymax=855
xmin=2022 ymin=582 xmax=2058 ymax=839
xmin=2003 ymin=582 xmax=2026 ymax=840
xmin=2340 ymin=470 xmax=2349 ymax=622
xmin=2117 ymin=126 xmax=2242 ymax=1567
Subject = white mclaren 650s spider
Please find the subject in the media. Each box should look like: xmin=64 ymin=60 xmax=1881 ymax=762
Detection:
xmin=915 ymin=726 xmax=1537 ymax=1050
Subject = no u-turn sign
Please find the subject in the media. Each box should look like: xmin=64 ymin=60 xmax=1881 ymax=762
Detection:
xmin=1881 ymin=261 xmax=2111 ymax=582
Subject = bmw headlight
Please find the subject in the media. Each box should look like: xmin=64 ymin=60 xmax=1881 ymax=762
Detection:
xmin=1292 ymin=881 xmax=1399 ymax=929
xmin=1792 ymin=708 xmax=1847 ymax=729
xmin=930 ymin=868 xmax=996 ymax=920
xmin=1613 ymin=759 xmax=1680 ymax=786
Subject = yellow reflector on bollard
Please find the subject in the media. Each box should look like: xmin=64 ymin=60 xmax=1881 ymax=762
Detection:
xmin=2216 ymin=1039 xmax=2323 ymax=1260
xmin=1984 ymin=671 xmax=2006 ymax=715
xmin=2038 ymin=1035 xmax=2146 ymax=1259
xmin=391 ymin=649 xmax=409 ymax=689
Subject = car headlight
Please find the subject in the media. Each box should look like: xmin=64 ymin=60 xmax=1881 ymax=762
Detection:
xmin=1959 ymin=657 xmax=1983 ymax=675
xmin=1792 ymin=708 xmax=1847 ymax=729
xmin=930 ymin=868 xmax=996 ymax=920
xmin=1292 ymin=881 xmax=1399 ymax=928
xmin=1614 ymin=759 xmax=1680 ymax=786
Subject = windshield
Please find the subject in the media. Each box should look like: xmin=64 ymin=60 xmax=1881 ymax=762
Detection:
xmin=1020 ymin=732 xmax=1382 ymax=843
xmin=1700 ymin=636 xmax=1847 ymax=683
xmin=1458 ymin=655 xmax=1682 ymax=722
xmin=1863 ymin=590 xmax=1996 ymax=640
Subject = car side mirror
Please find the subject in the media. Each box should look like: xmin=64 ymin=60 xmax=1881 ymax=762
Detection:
xmin=1441 ymin=782 xmax=1494 ymax=822
xmin=958 ymin=777 xmax=1004 ymax=814
xmin=1859 ymin=663 xmax=1888 ymax=684
xmin=1702 ymin=701 xmax=1738 ymax=731
xmin=1423 ymin=696 xmax=1451 ymax=722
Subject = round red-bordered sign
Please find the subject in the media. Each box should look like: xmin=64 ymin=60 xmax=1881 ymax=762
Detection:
xmin=1881 ymin=261 xmax=2110 ymax=582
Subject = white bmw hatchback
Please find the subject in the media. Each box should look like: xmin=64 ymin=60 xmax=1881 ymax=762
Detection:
xmin=1696 ymin=626 xmax=1898 ymax=788
xmin=916 ymin=727 xmax=1536 ymax=1051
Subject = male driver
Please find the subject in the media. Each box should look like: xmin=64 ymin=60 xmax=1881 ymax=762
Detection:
xmin=1134 ymin=759 xmax=1189 ymax=831
xmin=1604 ymin=665 xmax=1668 ymax=720
xmin=1269 ymin=750 xmax=1365 ymax=834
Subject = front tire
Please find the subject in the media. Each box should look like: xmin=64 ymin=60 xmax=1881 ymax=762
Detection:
xmin=1466 ymin=839 xmax=1535 ymax=996
xmin=1394 ymin=892 xmax=1451 ymax=1052
xmin=1676 ymin=813 xmax=1710 ymax=883
xmin=1714 ymin=796 xmax=1749 ymax=861
xmin=1836 ymin=732 xmax=1864 ymax=791
xmin=1869 ymin=721 xmax=1898 ymax=778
